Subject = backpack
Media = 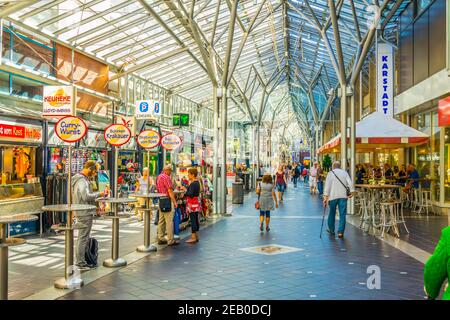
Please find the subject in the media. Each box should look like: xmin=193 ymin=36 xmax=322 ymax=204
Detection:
xmin=85 ymin=237 xmax=98 ymax=267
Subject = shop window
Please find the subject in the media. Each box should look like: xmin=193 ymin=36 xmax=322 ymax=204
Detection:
xmin=11 ymin=74 xmax=43 ymax=100
xmin=0 ymin=145 xmax=36 ymax=183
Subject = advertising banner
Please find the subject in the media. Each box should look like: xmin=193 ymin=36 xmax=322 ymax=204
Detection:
xmin=376 ymin=43 xmax=394 ymax=117
xmin=43 ymin=86 xmax=75 ymax=117
xmin=137 ymin=129 xmax=161 ymax=149
xmin=104 ymin=124 xmax=131 ymax=147
xmin=0 ymin=122 xmax=42 ymax=143
xmin=135 ymin=100 xmax=162 ymax=119
xmin=438 ymin=96 xmax=450 ymax=127
xmin=54 ymin=116 xmax=88 ymax=143
xmin=161 ymin=133 xmax=182 ymax=151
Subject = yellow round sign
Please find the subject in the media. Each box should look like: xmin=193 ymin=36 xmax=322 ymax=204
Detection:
xmin=137 ymin=130 xmax=161 ymax=149
xmin=55 ymin=116 xmax=87 ymax=143
xmin=104 ymin=124 xmax=131 ymax=146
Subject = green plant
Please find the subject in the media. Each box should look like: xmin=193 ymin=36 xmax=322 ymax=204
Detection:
xmin=323 ymin=154 xmax=332 ymax=172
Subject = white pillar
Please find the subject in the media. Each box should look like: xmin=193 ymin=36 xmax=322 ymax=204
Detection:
xmin=340 ymin=85 xmax=347 ymax=170
xmin=212 ymin=85 xmax=220 ymax=214
xmin=219 ymin=86 xmax=228 ymax=214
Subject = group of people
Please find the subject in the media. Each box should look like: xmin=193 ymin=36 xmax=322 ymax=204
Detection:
xmin=356 ymin=163 xmax=422 ymax=190
xmin=71 ymin=161 xmax=205 ymax=270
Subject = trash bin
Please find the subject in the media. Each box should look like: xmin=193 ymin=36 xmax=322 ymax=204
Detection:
xmin=232 ymin=182 xmax=244 ymax=204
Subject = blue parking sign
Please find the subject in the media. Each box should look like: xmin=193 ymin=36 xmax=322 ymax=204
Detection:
xmin=154 ymin=102 xmax=160 ymax=114
xmin=139 ymin=101 xmax=149 ymax=113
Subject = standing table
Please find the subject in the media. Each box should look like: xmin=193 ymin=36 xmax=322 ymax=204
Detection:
xmin=129 ymin=193 xmax=165 ymax=252
xmin=41 ymin=204 xmax=95 ymax=289
xmin=0 ymin=214 xmax=38 ymax=300
xmin=96 ymin=197 xmax=137 ymax=267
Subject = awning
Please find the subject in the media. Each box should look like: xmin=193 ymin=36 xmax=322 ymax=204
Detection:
xmin=318 ymin=112 xmax=429 ymax=154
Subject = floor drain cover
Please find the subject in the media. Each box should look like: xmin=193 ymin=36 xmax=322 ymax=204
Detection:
xmin=239 ymin=244 xmax=303 ymax=255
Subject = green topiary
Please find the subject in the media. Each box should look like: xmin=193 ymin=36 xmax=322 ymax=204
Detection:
xmin=323 ymin=154 xmax=332 ymax=172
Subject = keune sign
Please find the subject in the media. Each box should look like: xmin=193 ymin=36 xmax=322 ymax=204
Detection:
xmin=43 ymin=86 xmax=75 ymax=117
xmin=376 ymin=43 xmax=394 ymax=117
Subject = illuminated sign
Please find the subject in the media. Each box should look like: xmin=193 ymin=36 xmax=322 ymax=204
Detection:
xmin=0 ymin=123 xmax=42 ymax=143
xmin=376 ymin=43 xmax=394 ymax=117
xmin=173 ymin=113 xmax=189 ymax=126
xmin=137 ymin=129 xmax=161 ymax=149
xmin=161 ymin=133 xmax=182 ymax=151
xmin=438 ymin=97 xmax=450 ymax=127
xmin=43 ymin=86 xmax=75 ymax=117
xmin=54 ymin=116 xmax=87 ymax=143
xmin=104 ymin=124 xmax=131 ymax=147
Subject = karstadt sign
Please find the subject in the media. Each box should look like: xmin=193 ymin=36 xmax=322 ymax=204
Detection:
xmin=376 ymin=43 xmax=394 ymax=117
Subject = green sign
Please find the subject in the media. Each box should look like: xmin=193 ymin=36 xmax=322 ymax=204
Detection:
xmin=173 ymin=114 xmax=181 ymax=126
xmin=172 ymin=113 xmax=189 ymax=127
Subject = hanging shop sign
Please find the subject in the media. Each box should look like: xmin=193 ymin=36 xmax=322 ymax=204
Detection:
xmin=116 ymin=115 xmax=136 ymax=136
xmin=161 ymin=133 xmax=182 ymax=151
xmin=104 ymin=124 xmax=131 ymax=147
xmin=438 ymin=96 xmax=450 ymax=127
xmin=54 ymin=116 xmax=88 ymax=143
xmin=135 ymin=100 xmax=162 ymax=119
xmin=137 ymin=129 xmax=161 ymax=149
xmin=376 ymin=43 xmax=394 ymax=117
xmin=0 ymin=121 xmax=42 ymax=143
xmin=43 ymin=86 xmax=76 ymax=117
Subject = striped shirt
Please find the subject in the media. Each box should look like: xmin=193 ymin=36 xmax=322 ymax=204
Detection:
xmin=156 ymin=172 xmax=173 ymax=196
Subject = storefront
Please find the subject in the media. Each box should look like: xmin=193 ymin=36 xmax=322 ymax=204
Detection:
xmin=0 ymin=117 xmax=44 ymax=236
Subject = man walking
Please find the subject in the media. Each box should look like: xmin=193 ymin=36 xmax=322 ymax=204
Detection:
xmin=72 ymin=160 xmax=107 ymax=269
xmin=323 ymin=161 xmax=354 ymax=239
xmin=293 ymin=163 xmax=301 ymax=187
xmin=156 ymin=164 xmax=179 ymax=246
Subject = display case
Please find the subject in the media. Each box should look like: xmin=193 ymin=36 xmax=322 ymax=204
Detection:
xmin=0 ymin=182 xmax=44 ymax=216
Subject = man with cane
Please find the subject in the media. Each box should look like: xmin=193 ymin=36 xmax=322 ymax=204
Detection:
xmin=320 ymin=161 xmax=354 ymax=239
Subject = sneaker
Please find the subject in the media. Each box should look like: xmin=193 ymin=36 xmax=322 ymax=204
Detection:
xmin=76 ymin=263 xmax=91 ymax=271
xmin=157 ymin=240 xmax=168 ymax=245
xmin=338 ymin=233 xmax=344 ymax=239
xmin=327 ymin=229 xmax=335 ymax=236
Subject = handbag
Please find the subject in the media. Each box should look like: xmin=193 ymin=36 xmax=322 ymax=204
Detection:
xmin=331 ymin=170 xmax=352 ymax=197
xmin=255 ymin=183 xmax=261 ymax=210
xmin=159 ymin=196 xmax=172 ymax=212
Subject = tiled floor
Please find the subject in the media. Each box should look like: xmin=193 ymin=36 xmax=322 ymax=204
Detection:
xmin=56 ymin=183 xmax=431 ymax=300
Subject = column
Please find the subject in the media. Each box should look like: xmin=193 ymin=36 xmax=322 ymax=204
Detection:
xmin=349 ymin=86 xmax=356 ymax=215
xmin=220 ymin=86 xmax=228 ymax=214
xmin=212 ymin=85 xmax=220 ymax=214
xmin=340 ymin=84 xmax=347 ymax=170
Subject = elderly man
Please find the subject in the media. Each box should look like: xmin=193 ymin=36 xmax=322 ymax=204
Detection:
xmin=156 ymin=164 xmax=179 ymax=246
xmin=323 ymin=161 xmax=355 ymax=239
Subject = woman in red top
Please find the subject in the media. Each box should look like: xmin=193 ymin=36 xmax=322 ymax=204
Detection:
xmin=275 ymin=166 xmax=287 ymax=202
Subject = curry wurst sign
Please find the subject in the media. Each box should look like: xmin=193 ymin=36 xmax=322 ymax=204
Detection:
xmin=104 ymin=124 xmax=131 ymax=147
xmin=54 ymin=116 xmax=87 ymax=143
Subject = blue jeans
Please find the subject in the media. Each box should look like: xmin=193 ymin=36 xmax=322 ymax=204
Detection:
xmin=318 ymin=181 xmax=324 ymax=195
xmin=293 ymin=176 xmax=298 ymax=187
xmin=327 ymin=198 xmax=347 ymax=234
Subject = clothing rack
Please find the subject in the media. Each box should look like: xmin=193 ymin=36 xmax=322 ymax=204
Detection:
xmin=44 ymin=173 xmax=68 ymax=231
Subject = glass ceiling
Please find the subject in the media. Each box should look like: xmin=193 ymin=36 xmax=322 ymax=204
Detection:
xmin=3 ymin=0 xmax=409 ymax=137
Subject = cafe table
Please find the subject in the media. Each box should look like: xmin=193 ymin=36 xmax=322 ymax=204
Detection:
xmin=0 ymin=214 xmax=38 ymax=299
xmin=41 ymin=204 xmax=96 ymax=289
xmin=96 ymin=197 xmax=137 ymax=267
xmin=128 ymin=193 xmax=165 ymax=252
xmin=355 ymin=184 xmax=402 ymax=235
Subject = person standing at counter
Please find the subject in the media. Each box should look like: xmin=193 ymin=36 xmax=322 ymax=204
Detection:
xmin=156 ymin=164 xmax=179 ymax=246
xmin=184 ymin=168 xmax=201 ymax=244
xmin=72 ymin=160 xmax=107 ymax=270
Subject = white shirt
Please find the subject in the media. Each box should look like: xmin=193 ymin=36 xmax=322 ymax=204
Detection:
xmin=324 ymin=168 xmax=355 ymax=201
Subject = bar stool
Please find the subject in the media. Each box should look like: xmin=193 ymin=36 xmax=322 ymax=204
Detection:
xmin=417 ymin=190 xmax=434 ymax=215
xmin=393 ymin=200 xmax=409 ymax=234
xmin=379 ymin=201 xmax=397 ymax=238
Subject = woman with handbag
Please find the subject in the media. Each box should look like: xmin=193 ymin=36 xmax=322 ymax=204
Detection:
xmin=256 ymin=173 xmax=278 ymax=232
xmin=184 ymin=168 xmax=202 ymax=244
